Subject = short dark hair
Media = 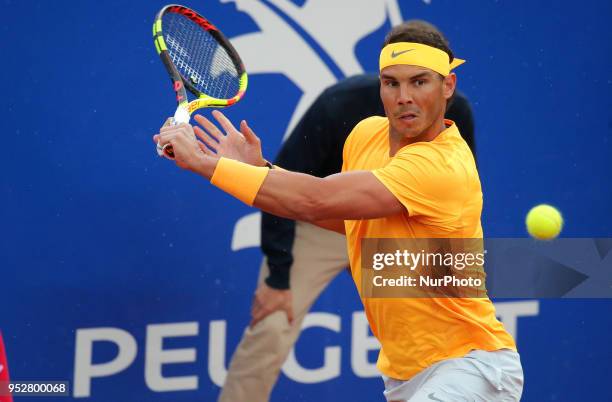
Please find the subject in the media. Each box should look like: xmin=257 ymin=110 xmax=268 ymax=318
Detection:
xmin=382 ymin=21 xmax=454 ymax=64
xmin=382 ymin=21 xmax=457 ymax=109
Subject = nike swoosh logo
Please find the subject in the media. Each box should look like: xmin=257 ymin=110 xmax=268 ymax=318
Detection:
xmin=391 ymin=49 xmax=415 ymax=58
xmin=428 ymin=392 xmax=444 ymax=402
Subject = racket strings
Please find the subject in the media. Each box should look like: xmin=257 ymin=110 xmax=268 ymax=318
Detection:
xmin=162 ymin=13 xmax=240 ymax=99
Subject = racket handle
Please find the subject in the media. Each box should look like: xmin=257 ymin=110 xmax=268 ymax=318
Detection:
xmin=156 ymin=139 xmax=175 ymax=159
xmin=156 ymin=106 xmax=190 ymax=159
xmin=173 ymin=106 xmax=190 ymax=125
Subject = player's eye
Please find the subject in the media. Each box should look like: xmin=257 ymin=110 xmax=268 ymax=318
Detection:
xmin=385 ymin=80 xmax=399 ymax=87
xmin=414 ymin=79 xmax=426 ymax=87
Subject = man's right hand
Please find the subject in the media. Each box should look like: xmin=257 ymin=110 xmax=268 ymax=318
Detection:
xmin=193 ymin=110 xmax=266 ymax=167
xmin=250 ymin=283 xmax=294 ymax=328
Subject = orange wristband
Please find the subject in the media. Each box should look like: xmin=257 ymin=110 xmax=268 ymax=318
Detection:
xmin=210 ymin=158 xmax=270 ymax=206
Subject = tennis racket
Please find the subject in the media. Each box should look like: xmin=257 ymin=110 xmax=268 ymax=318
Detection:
xmin=152 ymin=4 xmax=248 ymax=159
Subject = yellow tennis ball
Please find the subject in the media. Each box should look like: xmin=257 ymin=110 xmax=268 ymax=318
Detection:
xmin=526 ymin=204 xmax=563 ymax=240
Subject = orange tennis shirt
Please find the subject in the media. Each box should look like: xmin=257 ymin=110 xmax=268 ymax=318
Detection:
xmin=342 ymin=116 xmax=516 ymax=380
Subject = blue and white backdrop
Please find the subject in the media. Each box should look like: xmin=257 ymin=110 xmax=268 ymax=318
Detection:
xmin=1 ymin=0 xmax=611 ymax=401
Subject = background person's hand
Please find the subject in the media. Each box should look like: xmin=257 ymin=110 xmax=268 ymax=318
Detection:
xmin=250 ymin=283 xmax=294 ymax=328
xmin=193 ymin=110 xmax=266 ymax=167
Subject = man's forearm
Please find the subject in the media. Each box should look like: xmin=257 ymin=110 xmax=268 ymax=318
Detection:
xmin=196 ymin=155 xmax=328 ymax=221
xmin=311 ymin=219 xmax=345 ymax=234
xmin=254 ymin=169 xmax=328 ymax=222
xmin=199 ymin=156 xmax=401 ymax=223
xmin=253 ymin=168 xmax=396 ymax=222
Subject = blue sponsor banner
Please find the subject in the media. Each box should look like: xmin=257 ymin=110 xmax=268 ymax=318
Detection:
xmin=1 ymin=1 xmax=611 ymax=401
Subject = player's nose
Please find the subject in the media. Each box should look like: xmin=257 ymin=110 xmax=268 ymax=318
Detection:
xmin=397 ymin=84 xmax=414 ymax=105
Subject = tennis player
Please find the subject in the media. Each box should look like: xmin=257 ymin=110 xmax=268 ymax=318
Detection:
xmin=154 ymin=24 xmax=523 ymax=401
xmin=220 ymin=20 xmax=477 ymax=402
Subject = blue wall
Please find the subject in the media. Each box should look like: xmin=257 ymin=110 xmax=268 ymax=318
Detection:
xmin=1 ymin=0 xmax=611 ymax=400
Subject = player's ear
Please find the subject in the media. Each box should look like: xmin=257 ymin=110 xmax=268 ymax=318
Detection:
xmin=442 ymin=73 xmax=456 ymax=100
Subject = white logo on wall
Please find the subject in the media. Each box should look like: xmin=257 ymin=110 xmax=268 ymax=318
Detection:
xmin=71 ymin=301 xmax=537 ymax=395
xmin=221 ymin=0 xmax=405 ymax=250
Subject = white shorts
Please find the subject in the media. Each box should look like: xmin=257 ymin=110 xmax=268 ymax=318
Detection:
xmin=382 ymin=349 xmax=523 ymax=402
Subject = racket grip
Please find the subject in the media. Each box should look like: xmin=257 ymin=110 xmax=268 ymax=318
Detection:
xmin=157 ymin=117 xmax=177 ymax=159
xmin=156 ymin=107 xmax=191 ymax=159
xmin=173 ymin=106 xmax=190 ymax=124
xmin=156 ymin=140 xmax=175 ymax=159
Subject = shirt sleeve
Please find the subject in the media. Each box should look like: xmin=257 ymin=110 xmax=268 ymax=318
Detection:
xmin=261 ymin=88 xmax=342 ymax=289
xmin=261 ymin=212 xmax=294 ymax=290
xmin=372 ymin=146 xmax=465 ymax=225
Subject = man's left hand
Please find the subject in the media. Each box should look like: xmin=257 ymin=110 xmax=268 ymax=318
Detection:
xmin=250 ymin=283 xmax=294 ymax=328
